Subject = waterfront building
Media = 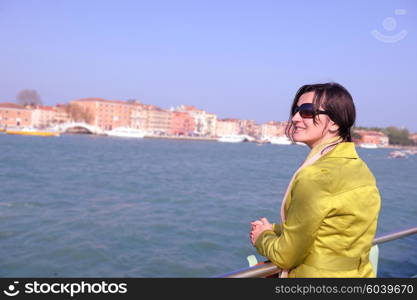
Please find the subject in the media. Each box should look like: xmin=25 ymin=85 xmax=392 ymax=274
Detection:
xmin=31 ymin=106 xmax=57 ymax=129
xmin=0 ymin=103 xmax=32 ymax=128
xmin=174 ymin=105 xmax=217 ymax=137
xmin=53 ymin=104 xmax=71 ymax=124
xmin=71 ymin=98 xmax=146 ymax=130
xmin=144 ymin=105 xmax=172 ymax=135
xmin=251 ymin=123 xmax=262 ymax=139
xmin=130 ymin=102 xmax=147 ymax=130
xmin=355 ymin=130 xmax=389 ymax=147
xmin=216 ymin=118 xmax=241 ymax=137
xmin=170 ymin=111 xmax=195 ymax=136
xmin=260 ymin=121 xmax=287 ymax=140
xmin=239 ymin=120 xmax=259 ymax=138
xmin=68 ymin=98 xmax=176 ymax=135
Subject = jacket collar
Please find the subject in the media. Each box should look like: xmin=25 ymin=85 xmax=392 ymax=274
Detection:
xmin=306 ymin=137 xmax=359 ymax=160
xmin=326 ymin=142 xmax=359 ymax=159
xmin=306 ymin=136 xmax=341 ymax=161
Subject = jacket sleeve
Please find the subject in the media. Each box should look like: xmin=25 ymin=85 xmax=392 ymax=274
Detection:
xmin=272 ymin=223 xmax=282 ymax=236
xmin=255 ymin=167 xmax=332 ymax=270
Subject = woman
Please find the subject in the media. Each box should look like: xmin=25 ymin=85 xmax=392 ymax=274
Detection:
xmin=250 ymin=82 xmax=381 ymax=277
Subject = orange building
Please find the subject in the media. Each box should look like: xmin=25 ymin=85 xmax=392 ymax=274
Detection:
xmin=171 ymin=111 xmax=195 ymax=136
xmin=355 ymin=130 xmax=389 ymax=146
xmin=71 ymin=98 xmax=146 ymax=130
xmin=0 ymin=103 xmax=32 ymax=128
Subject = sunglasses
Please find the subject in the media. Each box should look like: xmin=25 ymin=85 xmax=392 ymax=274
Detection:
xmin=292 ymin=103 xmax=329 ymax=119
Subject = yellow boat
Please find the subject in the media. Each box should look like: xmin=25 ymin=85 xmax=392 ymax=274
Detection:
xmin=6 ymin=127 xmax=60 ymax=137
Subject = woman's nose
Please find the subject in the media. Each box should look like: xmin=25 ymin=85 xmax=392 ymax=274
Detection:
xmin=291 ymin=111 xmax=302 ymax=122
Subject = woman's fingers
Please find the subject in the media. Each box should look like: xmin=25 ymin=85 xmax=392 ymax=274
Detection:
xmin=251 ymin=220 xmax=262 ymax=225
xmin=260 ymin=217 xmax=269 ymax=225
xmin=250 ymin=218 xmax=271 ymax=245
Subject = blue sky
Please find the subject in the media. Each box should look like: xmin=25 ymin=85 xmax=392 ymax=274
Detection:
xmin=1 ymin=0 xmax=416 ymax=132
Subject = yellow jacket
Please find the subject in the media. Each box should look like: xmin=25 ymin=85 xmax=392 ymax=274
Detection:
xmin=255 ymin=142 xmax=381 ymax=277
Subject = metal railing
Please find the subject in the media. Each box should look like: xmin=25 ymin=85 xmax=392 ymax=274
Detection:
xmin=217 ymin=226 xmax=417 ymax=278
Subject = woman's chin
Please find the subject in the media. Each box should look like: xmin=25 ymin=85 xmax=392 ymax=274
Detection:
xmin=292 ymin=136 xmax=312 ymax=147
xmin=292 ymin=134 xmax=305 ymax=143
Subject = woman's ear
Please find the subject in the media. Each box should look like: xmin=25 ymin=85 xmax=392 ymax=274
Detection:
xmin=328 ymin=120 xmax=339 ymax=134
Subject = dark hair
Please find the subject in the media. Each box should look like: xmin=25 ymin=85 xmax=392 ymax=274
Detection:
xmin=285 ymin=82 xmax=356 ymax=143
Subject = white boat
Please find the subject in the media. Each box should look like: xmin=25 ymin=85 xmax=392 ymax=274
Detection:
xmin=268 ymin=136 xmax=292 ymax=145
xmin=388 ymin=151 xmax=407 ymax=159
xmin=105 ymin=127 xmax=146 ymax=138
xmin=217 ymin=135 xmax=246 ymax=143
xmin=359 ymin=143 xmax=378 ymax=149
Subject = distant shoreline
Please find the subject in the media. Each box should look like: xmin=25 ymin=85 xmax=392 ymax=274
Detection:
xmin=7 ymin=130 xmax=415 ymax=149
xmin=144 ymin=135 xmax=217 ymax=142
xmin=379 ymin=144 xmax=417 ymax=150
xmin=125 ymin=134 xmax=417 ymax=149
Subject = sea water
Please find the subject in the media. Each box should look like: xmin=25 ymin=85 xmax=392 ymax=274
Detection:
xmin=0 ymin=134 xmax=416 ymax=277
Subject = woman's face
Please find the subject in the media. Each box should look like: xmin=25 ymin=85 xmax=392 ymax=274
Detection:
xmin=291 ymin=91 xmax=338 ymax=149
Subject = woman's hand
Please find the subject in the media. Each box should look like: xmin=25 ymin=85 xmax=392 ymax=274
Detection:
xmin=249 ymin=217 xmax=273 ymax=246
